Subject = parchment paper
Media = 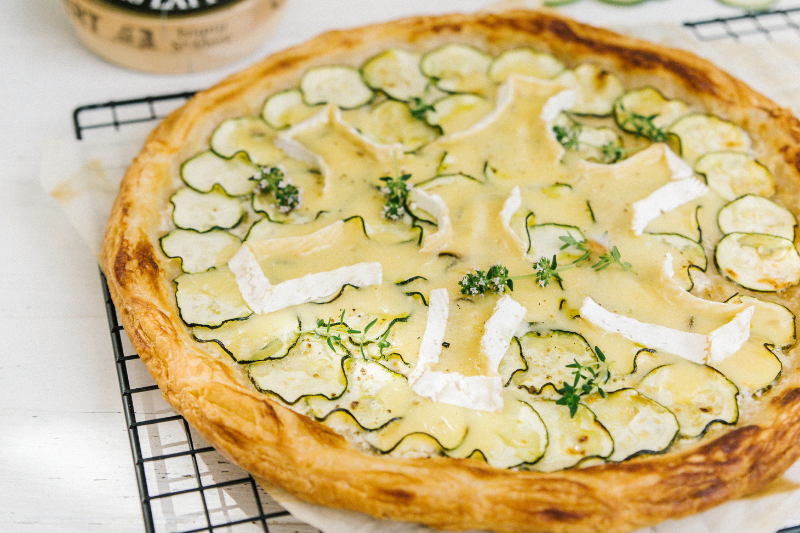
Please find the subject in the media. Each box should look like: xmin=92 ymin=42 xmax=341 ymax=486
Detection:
xmin=40 ymin=13 xmax=800 ymax=533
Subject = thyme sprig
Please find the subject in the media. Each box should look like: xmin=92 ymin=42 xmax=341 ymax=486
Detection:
xmin=555 ymin=347 xmax=609 ymax=417
xmin=459 ymin=264 xmax=513 ymax=296
xmin=617 ymin=105 xmax=669 ymax=143
xmin=593 ymin=245 xmax=635 ymax=273
xmin=379 ymin=160 xmax=412 ymax=221
xmin=311 ymin=310 xmax=392 ymax=359
xmin=553 ymin=123 xmax=624 ymax=164
xmin=252 ymin=165 xmax=301 ymax=214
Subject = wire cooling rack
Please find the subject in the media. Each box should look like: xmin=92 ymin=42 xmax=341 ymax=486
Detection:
xmin=77 ymin=6 xmax=800 ymax=532
xmin=78 ymin=90 xmax=320 ymax=533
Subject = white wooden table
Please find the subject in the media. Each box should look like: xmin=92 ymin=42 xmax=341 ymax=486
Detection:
xmin=2 ymin=0 xmax=799 ymax=531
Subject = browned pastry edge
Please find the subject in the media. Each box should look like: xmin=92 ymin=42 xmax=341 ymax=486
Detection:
xmin=102 ymin=9 xmax=800 ymax=533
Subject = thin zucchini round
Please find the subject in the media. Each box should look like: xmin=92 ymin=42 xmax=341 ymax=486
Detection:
xmin=637 ymin=362 xmax=738 ymax=438
xmin=425 ymin=94 xmax=494 ymax=136
xmin=717 ymin=194 xmax=797 ymax=240
xmin=181 ymin=150 xmax=257 ymax=197
xmin=361 ymin=48 xmax=430 ymax=102
xmin=554 ymin=63 xmax=623 ymax=116
xmin=300 ymin=65 xmax=374 ymax=109
xmin=420 ymin=43 xmax=493 ymax=94
xmin=668 ymin=114 xmax=751 ymax=164
xmin=247 ymin=334 xmax=349 ymax=404
xmin=512 ymin=330 xmax=601 ymax=393
xmin=262 ymin=89 xmax=320 ymax=130
xmin=192 ymin=310 xmax=301 ymax=362
xmin=446 ymin=399 xmax=548 ymax=469
xmin=527 ymin=400 xmax=613 ymax=472
xmin=306 ymin=358 xmax=413 ymax=430
xmin=160 ymin=228 xmax=242 ymax=273
xmin=356 ymin=100 xmax=439 ymax=151
xmin=210 ymin=116 xmax=285 ymax=165
xmin=694 ymin=151 xmax=775 ymax=201
xmin=715 ymin=232 xmax=800 ymax=292
xmin=488 ymin=48 xmax=564 ymax=84
xmin=170 ymin=187 xmax=244 ymax=233
xmin=174 ymin=268 xmax=253 ymax=328
xmin=585 ymin=388 xmax=679 ymax=462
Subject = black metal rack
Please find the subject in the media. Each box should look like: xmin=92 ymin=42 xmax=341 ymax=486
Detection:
xmin=78 ymin=7 xmax=800 ymax=532
xmin=683 ymin=6 xmax=800 ymax=41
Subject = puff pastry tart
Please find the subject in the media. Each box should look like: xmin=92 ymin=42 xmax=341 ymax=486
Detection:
xmin=102 ymin=9 xmax=800 ymax=533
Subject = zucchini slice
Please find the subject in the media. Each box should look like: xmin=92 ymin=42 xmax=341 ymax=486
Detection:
xmin=488 ymin=48 xmax=564 ymax=84
xmin=361 ymin=48 xmax=431 ymax=102
xmin=420 ymin=43 xmax=493 ymax=94
xmin=160 ymin=228 xmax=242 ymax=273
xmin=637 ymin=362 xmax=738 ymax=438
xmin=710 ymin=340 xmax=781 ymax=393
xmin=718 ymin=194 xmax=797 ymax=240
xmin=584 ymin=388 xmax=679 ymax=462
xmin=425 ymin=94 xmax=494 ymax=136
xmin=192 ymin=309 xmax=300 ymax=362
xmin=262 ymin=89 xmax=320 ymax=130
xmin=715 ymin=232 xmax=800 ymax=292
xmin=247 ymin=334 xmax=348 ymax=404
xmin=498 ymin=337 xmax=527 ymax=386
xmin=170 ymin=187 xmax=244 ymax=232
xmin=511 ymin=331 xmax=602 ymax=393
xmin=300 ymin=65 xmax=374 ymax=109
xmin=613 ymin=87 xmax=690 ymax=141
xmin=649 ymin=233 xmax=707 ymax=291
xmin=446 ymin=399 xmax=548 ymax=469
xmin=209 ymin=116 xmax=285 ymax=165
xmin=527 ymin=400 xmax=613 ymax=472
xmin=174 ymin=268 xmax=252 ymax=327
xmin=306 ymin=358 xmax=413 ymax=430
xmin=526 ymin=223 xmax=586 ymax=263
xmin=355 ymin=100 xmax=439 ymax=151
xmin=695 ymin=152 xmax=775 ymax=201
xmin=181 ymin=150 xmax=258 ymax=197
xmin=726 ymin=293 xmax=796 ymax=349
xmin=553 ymin=64 xmax=624 ymax=116
xmin=364 ymin=399 xmax=469 ymax=453
xmin=668 ymin=114 xmax=752 ymax=164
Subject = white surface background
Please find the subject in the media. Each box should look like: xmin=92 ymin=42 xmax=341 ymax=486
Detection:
xmin=2 ymin=0 xmax=800 ymax=531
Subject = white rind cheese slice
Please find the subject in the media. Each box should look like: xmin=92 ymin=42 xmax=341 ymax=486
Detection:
xmin=408 ymin=288 xmax=450 ymax=386
xmin=500 ymin=186 xmax=527 ymax=255
xmin=408 ymin=188 xmax=453 ymax=254
xmin=227 ymin=244 xmax=273 ymax=311
xmin=580 ymin=297 xmax=753 ymax=365
xmin=481 ymin=295 xmax=528 ymax=373
xmin=708 ymin=306 xmax=755 ymax=365
xmin=409 ymin=288 xmax=515 ymax=412
xmin=631 ymin=177 xmax=708 ymax=236
xmin=273 ymin=108 xmax=333 ymax=192
xmin=412 ymin=371 xmax=504 ymax=412
xmin=228 ymin=244 xmax=383 ymax=314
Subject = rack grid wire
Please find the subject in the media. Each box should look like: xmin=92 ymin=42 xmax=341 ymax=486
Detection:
xmin=76 ymin=7 xmax=800 ymax=532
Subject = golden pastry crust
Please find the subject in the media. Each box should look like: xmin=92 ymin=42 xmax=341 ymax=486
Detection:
xmin=102 ymin=9 xmax=800 ymax=533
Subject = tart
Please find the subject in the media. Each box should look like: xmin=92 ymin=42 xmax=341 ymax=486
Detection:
xmin=102 ymin=9 xmax=800 ymax=533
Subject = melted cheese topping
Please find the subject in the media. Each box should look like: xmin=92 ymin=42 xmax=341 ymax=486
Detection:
xmin=164 ymin=52 xmax=799 ymax=470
